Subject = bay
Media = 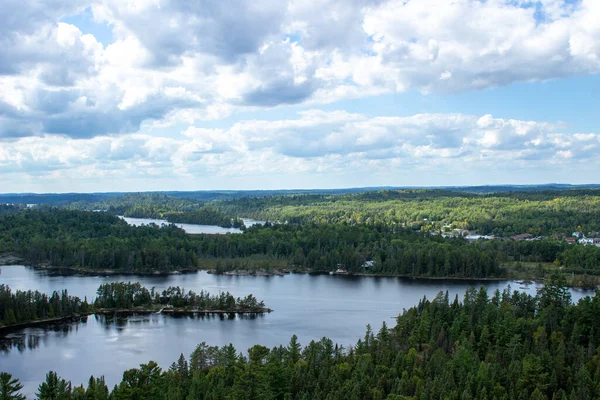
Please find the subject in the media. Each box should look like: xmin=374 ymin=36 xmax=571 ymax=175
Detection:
xmin=119 ymin=216 xmax=243 ymax=234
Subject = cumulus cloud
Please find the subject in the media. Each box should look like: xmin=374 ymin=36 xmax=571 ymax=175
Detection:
xmin=94 ymin=0 xmax=286 ymax=65
xmin=1 ymin=0 xmax=599 ymax=141
xmin=357 ymin=0 xmax=600 ymax=93
xmin=1 ymin=111 xmax=599 ymax=191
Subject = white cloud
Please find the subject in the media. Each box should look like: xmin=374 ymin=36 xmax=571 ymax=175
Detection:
xmin=1 ymin=0 xmax=599 ymax=141
xmin=1 ymin=111 xmax=599 ymax=191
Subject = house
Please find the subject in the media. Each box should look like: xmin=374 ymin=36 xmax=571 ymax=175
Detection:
xmin=511 ymin=233 xmax=533 ymax=241
xmin=362 ymin=261 xmax=375 ymax=269
xmin=565 ymin=237 xmax=577 ymax=244
xmin=331 ymin=264 xmax=349 ymax=275
xmin=579 ymin=238 xmax=594 ymax=245
xmin=572 ymin=231 xmax=584 ymax=238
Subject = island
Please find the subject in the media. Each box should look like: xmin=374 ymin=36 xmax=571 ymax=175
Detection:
xmin=3 ymin=276 xmax=599 ymax=399
xmin=0 ymin=282 xmax=271 ymax=332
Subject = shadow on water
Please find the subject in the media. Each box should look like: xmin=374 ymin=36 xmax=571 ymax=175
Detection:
xmin=0 ymin=316 xmax=88 ymax=353
xmin=1 ymin=312 xmax=264 ymax=352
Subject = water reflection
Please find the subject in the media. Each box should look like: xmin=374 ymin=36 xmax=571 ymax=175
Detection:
xmin=0 ymin=265 xmax=596 ymax=395
xmin=0 ymin=313 xmax=265 ymax=352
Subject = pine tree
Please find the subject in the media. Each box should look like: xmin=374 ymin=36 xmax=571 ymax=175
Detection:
xmin=36 ymin=371 xmax=71 ymax=400
xmin=0 ymin=373 xmax=26 ymax=400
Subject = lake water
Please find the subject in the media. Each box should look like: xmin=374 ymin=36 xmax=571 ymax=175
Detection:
xmin=0 ymin=265 xmax=595 ymax=397
xmin=120 ymin=216 xmax=244 ymax=234
xmin=120 ymin=216 xmax=266 ymax=234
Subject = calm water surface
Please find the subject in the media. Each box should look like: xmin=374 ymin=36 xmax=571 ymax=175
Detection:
xmin=0 ymin=265 xmax=594 ymax=396
xmin=119 ymin=216 xmax=244 ymax=234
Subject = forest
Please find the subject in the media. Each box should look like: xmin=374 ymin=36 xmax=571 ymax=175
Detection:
xmin=0 ymin=282 xmax=267 ymax=328
xmin=94 ymin=282 xmax=266 ymax=311
xmin=59 ymin=188 xmax=600 ymax=236
xmin=1 ymin=207 xmax=600 ymax=279
xmin=69 ymin=194 xmax=243 ymax=228
xmin=0 ymin=284 xmax=88 ymax=327
xmin=214 ymin=189 xmax=600 ymax=236
xmin=3 ymin=278 xmax=600 ymax=399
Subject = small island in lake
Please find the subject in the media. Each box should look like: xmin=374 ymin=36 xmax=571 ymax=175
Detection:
xmin=0 ymin=282 xmax=271 ymax=331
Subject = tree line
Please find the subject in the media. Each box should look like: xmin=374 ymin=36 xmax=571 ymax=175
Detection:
xmin=68 ymin=193 xmax=243 ymax=228
xmin=4 ymin=278 xmax=600 ymax=399
xmin=0 ymin=282 xmax=267 ymax=327
xmin=0 ymin=285 xmax=88 ymax=327
xmin=214 ymin=189 xmax=600 ymax=237
xmin=94 ymin=282 xmax=266 ymax=311
xmin=1 ymin=208 xmax=600 ymax=277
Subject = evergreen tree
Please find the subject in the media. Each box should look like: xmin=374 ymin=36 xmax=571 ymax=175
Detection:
xmin=0 ymin=373 xmax=25 ymax=400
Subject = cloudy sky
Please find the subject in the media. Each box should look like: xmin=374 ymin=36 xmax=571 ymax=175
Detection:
xmin=0 ymin=0 xmax=599 ymax=192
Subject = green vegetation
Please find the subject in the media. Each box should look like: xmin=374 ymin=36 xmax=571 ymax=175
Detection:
xmin=67 ymin=188 xmax=600 ymax=236
xmin=0 ymin=372 xmax=26 ymax=400
xmin=69 ymin=193 xmax=243 ymax=228
xmin=0 ymin=283 xmax=268 ymax=328
xmin=2 ymin=207 xmax=600 ymax=282
xmin=94 ymin=282 xmax=266 ymax=311
xmin=0 ymin=284 xmax=89 ymax=327
xmin=216 ymin=189 xmax=600 ymax=236
xmin=6 ymin=279 xmax=600 ymax=399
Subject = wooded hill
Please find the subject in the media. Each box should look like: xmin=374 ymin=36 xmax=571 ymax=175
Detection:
xmin=1 ymin=208 xmax=600 ymax=278
xmin=213 ymin=189 xmax=600 ymax=237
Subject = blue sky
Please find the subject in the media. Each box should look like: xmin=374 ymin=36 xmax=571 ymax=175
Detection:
xmin=0 ymin=0 xmax=599 ymax=192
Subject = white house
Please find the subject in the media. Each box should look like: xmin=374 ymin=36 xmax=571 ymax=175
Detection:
xmin=362 ymin=261 xmax=375 ymax=269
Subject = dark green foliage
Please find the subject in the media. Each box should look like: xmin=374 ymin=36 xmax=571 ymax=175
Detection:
xmin=70 ymin=193 xmax=243 ymax=228
xmin=0 ymin=285 xmax=87 ymax=327
xmin=36 ymin=371 xmax=72 ymax=400
xmin=13 ymin=285 xmax=600 ymax=399
xmin=2 ymin=207 xmax=600 ymax=277
xmin=94 ymin=282 xmax=265 ymax=311
xmin=0 ymin=373 xmax=26 ymax=400
xmin=0 ymin=282 xmax=265 ymax=327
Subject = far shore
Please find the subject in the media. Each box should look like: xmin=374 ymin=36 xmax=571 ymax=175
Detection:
xmin=2 ymin=260 xmax=510 ymax=281
xmin=2 ymin=256 xmax=598 ymax=289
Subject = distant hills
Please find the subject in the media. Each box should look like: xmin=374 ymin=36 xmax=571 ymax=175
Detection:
xmin=1 ymin=184 xmax=600 ymax=205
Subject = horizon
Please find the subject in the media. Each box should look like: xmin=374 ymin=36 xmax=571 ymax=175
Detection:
xmin=1 ymin=182 xmax=599 ymax=196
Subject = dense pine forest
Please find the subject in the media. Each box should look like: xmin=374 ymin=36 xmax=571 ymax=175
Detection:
xmin=68 ymin=194 xmax=243 ymax=228
xmin=1 ymin=206 xmax=600 ymax=279
xmin=3 ymin=279 xmax=600 ymax=399
xmin=93 ymin=282 xmax=266 ymax=311
xmin=0 ymin=284 xmax=89 ymax=327
xmin=0 ymin=283 xmax=267 ymax=328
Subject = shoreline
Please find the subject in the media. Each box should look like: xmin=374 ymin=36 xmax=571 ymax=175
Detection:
xmin=5 ymin=261 xmax=509 ymax=281
xmin=31 ymin=264 xmax=202 ymax=276
xmin=2 ymin=258 xmax=597 ymax=289
xmin=0 ymin=253 xmax=24 ymax=265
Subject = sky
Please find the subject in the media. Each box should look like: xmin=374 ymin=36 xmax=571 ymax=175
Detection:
xmin=0 ymin=0 xmax=599 ymax=193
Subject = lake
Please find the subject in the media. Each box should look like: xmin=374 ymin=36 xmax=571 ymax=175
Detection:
xmin=120 ymin=216 xmax=265 ymax=234
xmin=0 ymin=265 xmax=595 ymax=397
xmin=119 ymin=216 xmax=243 ymax=234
